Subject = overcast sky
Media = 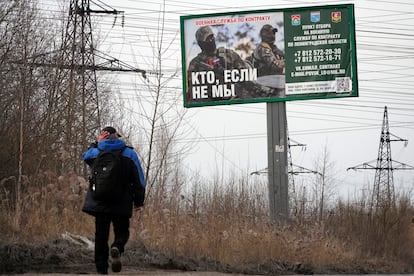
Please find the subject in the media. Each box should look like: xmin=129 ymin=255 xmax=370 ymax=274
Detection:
xmin=40 ymin=0 xmax=414 ymax=199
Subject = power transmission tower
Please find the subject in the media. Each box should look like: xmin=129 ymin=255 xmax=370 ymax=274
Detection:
xmin=51 ymin=0 xmax=117 ymax=172
xmin=288 ymin=137 xmax=310 ymax=195
xmin=61 ymin=0 xmax=101 ymax=149
xmin=347 ymin=106 xmax=414 ymax=209
xmin=250 ymin=137 xmax=317 ymax=178
xmin=250 ymin=135 xmax=319 ymax=218
xmin=51 ymin=0 xmax=145 ymax=173
xmin=11 ymin=0 xmax=146 ymax=174
xmin=288 ymin=137 xmax=318 ymax=219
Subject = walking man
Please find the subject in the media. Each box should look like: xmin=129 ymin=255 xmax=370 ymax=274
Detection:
xmin=82 ymin=126 xmax=146 ymax=274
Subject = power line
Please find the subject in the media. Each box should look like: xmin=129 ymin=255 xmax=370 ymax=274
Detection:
xmin=32 ymin=0 xmax=414 ymax=174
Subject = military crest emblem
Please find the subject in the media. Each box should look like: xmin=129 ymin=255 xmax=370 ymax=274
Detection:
xmin=331 ymin=11 xmax=341 ymax=23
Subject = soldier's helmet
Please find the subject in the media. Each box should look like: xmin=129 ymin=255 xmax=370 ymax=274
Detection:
xmin=260 ymin=24 xmax=277 ymax=43
xmin=196 ymin=26 xmax=214 ymax=42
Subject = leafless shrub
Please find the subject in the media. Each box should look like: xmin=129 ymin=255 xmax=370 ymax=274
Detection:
xmin=1 ymin=171 xmax=413 ymax=272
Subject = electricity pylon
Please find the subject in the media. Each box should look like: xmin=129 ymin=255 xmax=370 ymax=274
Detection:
xmin=250 ymin=137 xmax=317 ymax=178
xmin=60 ymin=0 xmax=101 ymax=149
xmin=50 ymin=0 xmax=117 ymax=173
xmin=287 ymin=137 xmax=320 ymax=218
xmin=250 ymin=135 xmax=319 ymax=217
xmin=11 ymin=0 xmax=146 ymax=174
xmin=347 ymin=106 xmax=414 ymax=209
xmin=50 ymin=0 xmax=145 ymax=173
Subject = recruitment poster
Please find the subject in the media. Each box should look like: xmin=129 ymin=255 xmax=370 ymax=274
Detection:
xmin=180 ymin=4 xmax=358 ymax=108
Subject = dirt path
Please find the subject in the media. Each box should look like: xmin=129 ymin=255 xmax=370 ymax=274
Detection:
xmin=15 ymin=271 xmax=255 ymax=275
xmin=1 ymin=238 xmax=400 ymax=275
xmin=0 ymin=239 xmax=277 ymax=275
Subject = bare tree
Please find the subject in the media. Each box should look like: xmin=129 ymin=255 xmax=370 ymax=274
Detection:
xmin=0 ymin=0 xmax=62 ymax=229
xmin=312 ymin=143 xmax=338 ymax=221
xmin=128 ymin=1 xmax=191 ymax=204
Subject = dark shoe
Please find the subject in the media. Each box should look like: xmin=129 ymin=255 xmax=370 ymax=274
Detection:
xmin=97 ymin=269 xmax=108 ymax=274
xmin=110 ymin=247 xmax=122 ymax=273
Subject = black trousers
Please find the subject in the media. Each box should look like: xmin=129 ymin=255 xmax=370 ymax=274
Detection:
xmin=94 ymin=213 xmax=130 ymax=273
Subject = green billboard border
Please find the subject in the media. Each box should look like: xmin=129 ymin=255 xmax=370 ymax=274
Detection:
xmin=180 ymin=3 xmax=358 ymax=108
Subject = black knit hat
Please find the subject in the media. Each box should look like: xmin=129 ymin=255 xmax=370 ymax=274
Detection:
xmin=102 ymin=126 xmax=122 ymax=137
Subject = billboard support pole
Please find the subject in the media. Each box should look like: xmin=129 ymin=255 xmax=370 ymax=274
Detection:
xmin=267 ymin=101 xmax=289 ymax=223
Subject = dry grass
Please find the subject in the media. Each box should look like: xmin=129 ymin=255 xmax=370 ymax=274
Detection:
xmin=1 ymin=172 xmax=414 ymax=272
xmin=0 ymin=171 xmax=94 ymax=241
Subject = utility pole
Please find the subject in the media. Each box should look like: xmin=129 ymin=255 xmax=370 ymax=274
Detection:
xmin=347 ymin=106 xmax=414 ymax=209
xmin=266 ymin=102 xmax=289 ymax=223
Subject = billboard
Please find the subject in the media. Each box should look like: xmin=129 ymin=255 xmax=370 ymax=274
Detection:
xmin=180 ymin=4 xmax=358 ymax=108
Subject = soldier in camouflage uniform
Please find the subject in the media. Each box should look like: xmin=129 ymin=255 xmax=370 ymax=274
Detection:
xmin=251 ymin=24 xmax=285 ymax=76
xmin=186 ymin=26 xmax=277 ymax=103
